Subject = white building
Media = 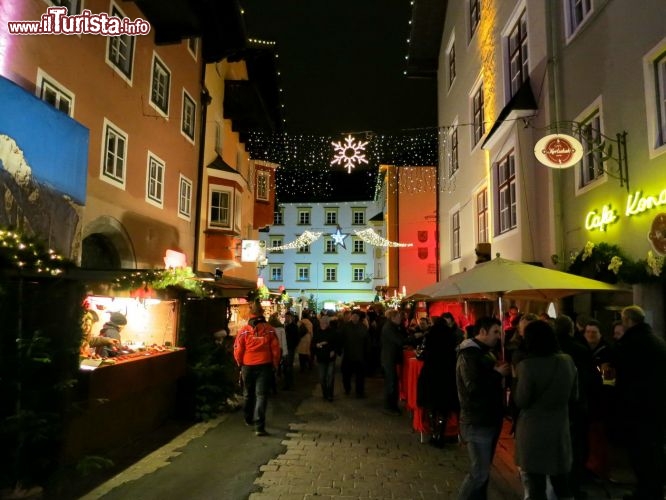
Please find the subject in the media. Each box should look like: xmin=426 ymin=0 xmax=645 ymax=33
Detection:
xmin=260 ymin=199 xmax=386 ymax=309
xmin=408 ymin=0 xmax=666 ymax=327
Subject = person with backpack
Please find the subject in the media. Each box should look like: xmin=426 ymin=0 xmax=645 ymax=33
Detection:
xmin=234 ymin=303 xmax=281 ymax=436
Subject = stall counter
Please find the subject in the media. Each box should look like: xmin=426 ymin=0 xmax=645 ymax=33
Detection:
xmin=64 ymin=348 xmax=187 ymax=462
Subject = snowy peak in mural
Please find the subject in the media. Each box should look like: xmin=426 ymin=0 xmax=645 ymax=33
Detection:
xmin=0 ymin=135 xmax=33 ymax=188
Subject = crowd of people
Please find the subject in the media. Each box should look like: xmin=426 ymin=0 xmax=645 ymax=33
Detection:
xmin=457 ymin=305 xmax=666 ymax=500
xmin=232 ymin=300 xmax=666 ymax=500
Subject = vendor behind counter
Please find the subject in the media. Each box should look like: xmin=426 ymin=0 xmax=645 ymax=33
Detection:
xmin=96 ymin=312 xmax=126 ymax=357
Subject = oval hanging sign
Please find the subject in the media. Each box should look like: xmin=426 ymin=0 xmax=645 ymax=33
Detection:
xmin=534 ymin=133 xmax=584 ymax=169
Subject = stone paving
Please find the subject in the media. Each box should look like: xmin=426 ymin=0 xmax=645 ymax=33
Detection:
xmin=249 ymin=375 xmax=521 ymax=500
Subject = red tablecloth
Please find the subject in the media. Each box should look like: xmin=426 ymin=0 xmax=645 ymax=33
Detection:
xmin=400 ymin=349 xmax=459 ymax=437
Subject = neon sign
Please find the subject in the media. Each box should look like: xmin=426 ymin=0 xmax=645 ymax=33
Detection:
xmin=625 ymin=189 xmax=666 ymax=216
xmin=585 ymin=188 xmax=666 ymax=231
xmin=585 ymin=205 xmax=618 ymax=232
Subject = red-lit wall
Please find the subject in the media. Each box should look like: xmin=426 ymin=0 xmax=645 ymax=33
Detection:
xmin=396 ymin=166 xmax=438 ymax=296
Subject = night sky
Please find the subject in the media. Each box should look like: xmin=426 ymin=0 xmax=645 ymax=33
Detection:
xmin=241 ymin=0 xmax=438 ymax=202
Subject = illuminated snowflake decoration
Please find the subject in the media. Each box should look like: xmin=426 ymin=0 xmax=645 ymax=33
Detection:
xmin=330 ymin=134 xmax=369 ymax=173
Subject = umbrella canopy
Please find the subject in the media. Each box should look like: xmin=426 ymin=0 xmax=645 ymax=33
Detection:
xmin=411 ymin=256 xmax=629 ymax=302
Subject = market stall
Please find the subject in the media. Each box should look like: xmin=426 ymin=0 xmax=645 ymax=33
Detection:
xmin=64 ymin=347 xmax=186 ymax=461
xmin=64 ymin=294 xmax=187 ymax=461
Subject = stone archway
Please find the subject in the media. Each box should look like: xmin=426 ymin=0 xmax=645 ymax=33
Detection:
xmin=81 ymin=216 xmax=136 ymax=269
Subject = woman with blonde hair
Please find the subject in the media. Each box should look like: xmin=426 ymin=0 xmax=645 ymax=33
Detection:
xmin=296 ymin=317 xmax=313 ymax=372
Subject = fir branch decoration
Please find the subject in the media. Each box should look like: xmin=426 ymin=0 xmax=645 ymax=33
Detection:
xmin=114 ymin=267 xmax=205 ymax=297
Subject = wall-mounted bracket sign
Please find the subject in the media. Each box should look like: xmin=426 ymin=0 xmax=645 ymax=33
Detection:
xmin=534 ymin=134 xmax=584 ymax=169
xmin=536 ymin=122 xmax=629 ymax=192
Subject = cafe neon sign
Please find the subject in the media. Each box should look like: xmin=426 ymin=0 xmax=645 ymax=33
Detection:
xmin=585 ymin=205 xmax=618 ymax=232
xmin=585 ymin=188 xmax=666 ymax=231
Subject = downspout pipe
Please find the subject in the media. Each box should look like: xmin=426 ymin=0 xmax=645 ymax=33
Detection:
xmin=545 ymin=0 xmax=565 ymax=265
xmin=193 ymin=62 xmax=211 ymax=273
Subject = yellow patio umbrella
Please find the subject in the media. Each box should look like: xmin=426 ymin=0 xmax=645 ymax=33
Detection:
xmin=415 ymin=256 xmax=627 ymax=302
xmin=409 ymin=255 xmax=630 ymax=357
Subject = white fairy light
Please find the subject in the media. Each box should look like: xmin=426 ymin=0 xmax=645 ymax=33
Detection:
xmin=266 ymin=230 xmax=323 ymax=251
xmin=330 ymin=135 xmax=369 ymax=173
xmin=353 ymin=228 xmax=413 ymax=248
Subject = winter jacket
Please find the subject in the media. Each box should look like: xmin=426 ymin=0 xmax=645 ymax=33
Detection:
xmin=341 ymin=321 xmax=370 ymax=364
xmin=514 ymin=353 xmax=578 ymax=474
xmin=99 ymin=322 xmax=122 ymax=342
xmin=285 ymin=322 xmax=300 ymax=353
xmin=233 ymin=318 xmax=280 ymax=369
xmin=614 ymin=322 xmax=666 ymax=426
xmin=312 ymin=326 xmax=341 ymax=364
xmin=296 ymin=319 xmax=313 ymax=356
xmin=273 ymin=326 xmax=287 ymax=356
xmin=97 ymin=322 xmax=122 ymax=356
xmin=456 ymin=338 xmax=505 ymax=426
xmin=380 ymin=320 xmax=405 ymax=369
xmin=417 ymin=321 xmax=459 ymax=413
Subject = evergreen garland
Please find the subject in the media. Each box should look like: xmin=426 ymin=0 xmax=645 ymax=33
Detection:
xmin=568 ymin=241 xmax=665 ymax=284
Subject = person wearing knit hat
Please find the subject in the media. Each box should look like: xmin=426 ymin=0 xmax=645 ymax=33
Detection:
xmin=96 ymin=312 xmax=126 ymax=357
xmin=109 ymin=312 xmax=128 ymax=326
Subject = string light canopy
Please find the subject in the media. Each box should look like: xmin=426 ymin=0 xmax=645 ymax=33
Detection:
xmin=330 ymin=135 xmax=369 ymax=173
xmin=245 ymin=128 xmax=438 ymax=202
xmin=265 ymin=227 xmax=413 ymax=250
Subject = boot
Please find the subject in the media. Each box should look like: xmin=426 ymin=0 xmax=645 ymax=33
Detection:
xmin=428 ymin=412 xmax=445 ymax=448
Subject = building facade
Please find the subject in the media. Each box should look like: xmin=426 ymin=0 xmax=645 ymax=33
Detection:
xmin=0 ymin=0 xmax=280 ymax=284
xmin=383 ymin=165 xmax=439 ymax=297
xmin=432 ymin=0 xmax=555 ymax=277
xmin=261 ymin=199 xmax=386 ymax=308
xmin=197 ymin=44 xmax=281 ymax=283
xmin=553 ymin=0 xmax=666 ymax=326
xmin=408 ymin=0 xmax=666 ymax=328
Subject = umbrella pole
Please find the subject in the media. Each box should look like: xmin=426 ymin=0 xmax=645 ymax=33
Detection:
xmin=498 ymin=294 xmax=505 ymax=361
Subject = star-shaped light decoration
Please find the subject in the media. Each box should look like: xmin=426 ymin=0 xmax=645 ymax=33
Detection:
xmin=330 ymin=227 xmax=349 ymax=249
xmin=331 ymin=134 xmax=369 ymax=173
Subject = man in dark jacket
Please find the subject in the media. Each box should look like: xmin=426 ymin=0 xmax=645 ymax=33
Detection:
xmin=340 ymin=310 xmax=369 ymax=398
xmin=380 ymin=308 xmax=406 ymax=415
xmin=282 ymin=311 xmax=299 ymax=390
xmin=615 ymin=305 xmax=666 ymax=500
xmin=456 ymin=316 xmax=510 ymax=500
xmin=312 ymin=314 xmax=341 ymax=401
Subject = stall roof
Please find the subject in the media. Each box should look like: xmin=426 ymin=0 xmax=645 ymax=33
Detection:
xmin=201 ymin=275 xmax=256 ymax=298
xmin=65 ymin=268 xmax=255 ymax=299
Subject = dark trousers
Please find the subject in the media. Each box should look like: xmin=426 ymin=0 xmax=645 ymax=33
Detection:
xmin=282 ymin=352 xmax=295 ymax=389
xmin=298 ymin=353 xmax=311 ymax=371
xmin=625 ymin=423 xmax=665 ymax=499
xmin=458 ymin=423 xmax=502 ymax=499
xmin=382 ymin=363 xmax=399 ymax=410
xmin=241 ymin=363 xmax=273 ymax=432
xmin=569 ymin=408 xmax=589 ymax=497
xmin=342 ymin=359 xmax=365 ymax=396
xmin=317 ymin=360 xmax=336 ymax=400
